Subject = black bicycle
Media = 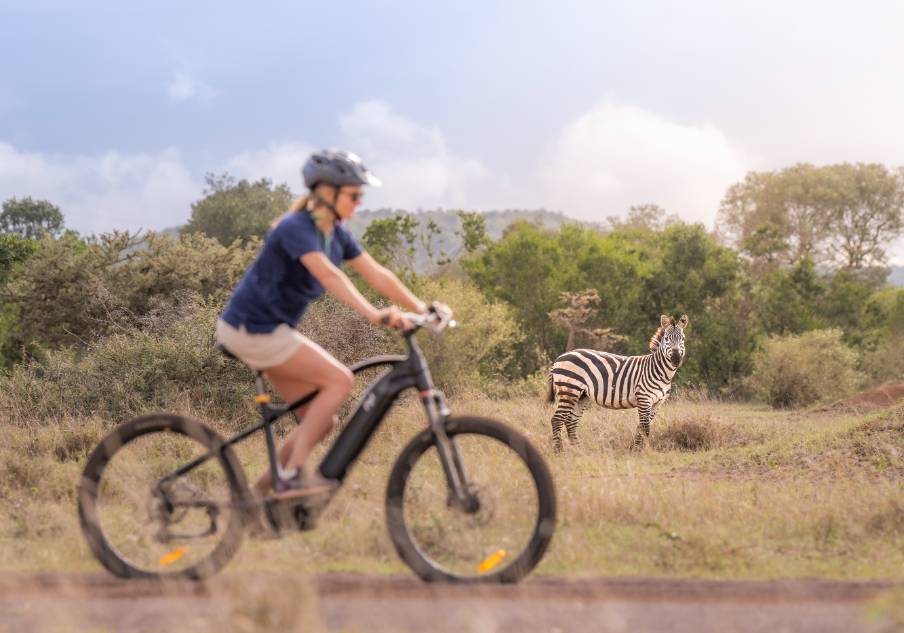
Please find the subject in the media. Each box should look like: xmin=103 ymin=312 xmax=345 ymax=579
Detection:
xmin=77 ymin=311 xmax=556 ymax=583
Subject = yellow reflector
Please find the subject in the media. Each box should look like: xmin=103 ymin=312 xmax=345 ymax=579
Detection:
xmin=254 ymin=394 xmax=271 ymax=404
xmin=159 ymin=547 xmax=187 ymax=566
xmin=478 ymin=549 xmax=507 ymax=574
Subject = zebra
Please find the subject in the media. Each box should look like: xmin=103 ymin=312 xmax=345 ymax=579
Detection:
xmin=546 ymin=314 xmax=688 ymax=451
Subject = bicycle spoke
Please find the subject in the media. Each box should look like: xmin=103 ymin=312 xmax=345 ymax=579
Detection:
xmin=401 ymin=433 xmax=540 ymax=577
xmin=94 ymin=431 xmax=234 ymax=575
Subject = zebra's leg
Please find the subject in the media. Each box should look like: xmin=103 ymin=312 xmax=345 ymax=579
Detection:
xmin=564 ymin=397 xmax=584 ymax=446
xmin=550 ymin=394 xmax=579 ymax=452
xmin=632 ymin=398 xmax=653 ymax=451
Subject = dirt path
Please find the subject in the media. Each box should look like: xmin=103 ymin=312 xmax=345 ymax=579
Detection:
xmin=0 ymin=572 xmax=900 ymax=633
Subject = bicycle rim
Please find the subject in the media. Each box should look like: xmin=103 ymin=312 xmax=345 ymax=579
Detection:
xmin=390 ymin=419 xmax=554 ymax=581
xmin=87 ymin=425 xmax=239 ymax=577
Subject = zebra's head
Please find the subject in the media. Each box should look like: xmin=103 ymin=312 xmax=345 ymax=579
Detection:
xmin=651 ymin=314 xmax=688 ymax=369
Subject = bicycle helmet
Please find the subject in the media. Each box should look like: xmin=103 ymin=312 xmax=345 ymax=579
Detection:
xmin=302 ymin=149 xmax=382 ymax=189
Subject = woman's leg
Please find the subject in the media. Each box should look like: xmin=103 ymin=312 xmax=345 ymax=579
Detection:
xmin=255 ymin=337 xmax=353 ymax=494
xmin=252 ymin=401 xmax=311 ymax=496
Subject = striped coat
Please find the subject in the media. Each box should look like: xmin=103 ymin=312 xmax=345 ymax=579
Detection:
xmin=547 ymin=314 xmax=688 ymax=450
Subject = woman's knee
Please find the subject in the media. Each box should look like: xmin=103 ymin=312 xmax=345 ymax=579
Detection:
xmin=333 ymin=367 xmax=354 ymax=396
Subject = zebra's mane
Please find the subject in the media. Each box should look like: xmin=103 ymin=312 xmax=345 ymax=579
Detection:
xmin=648 ymin=324 xmax=669 ymax=352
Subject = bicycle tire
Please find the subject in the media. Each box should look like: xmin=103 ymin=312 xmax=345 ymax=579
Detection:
xmin=77 ymin=414 xmax=250 ymax=580
xmin=386 ymin=416 xmax=556 ymax=583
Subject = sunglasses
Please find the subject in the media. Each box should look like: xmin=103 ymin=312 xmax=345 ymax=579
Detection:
xmin=341 ymin=190 xmax=364 ymax=203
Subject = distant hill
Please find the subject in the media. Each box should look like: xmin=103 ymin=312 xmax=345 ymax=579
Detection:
xmin=164 ymin=209 xmax=585 ymax=271
xmin=344 ymin=208 xmax=588 ymax=270
xmin=346 ymin=208 xmax=582 ymax=240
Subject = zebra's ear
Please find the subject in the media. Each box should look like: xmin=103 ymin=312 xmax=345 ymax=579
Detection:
xmin=660 ymin=315 xmax=671 ymax=328
xmin=678 ymin=314 xmax=689 ymax=329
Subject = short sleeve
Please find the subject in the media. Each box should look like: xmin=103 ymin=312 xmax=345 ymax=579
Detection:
xmin=337 ymin=225 xmax=363 ymax=261
xmin=275 ymin=214 xmax=323 ymax=259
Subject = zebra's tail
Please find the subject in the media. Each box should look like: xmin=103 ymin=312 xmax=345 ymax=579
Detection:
xmin=546 ymin=371 xmax=556 ymax=404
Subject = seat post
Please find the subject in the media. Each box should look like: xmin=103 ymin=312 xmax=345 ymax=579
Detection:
xmin=251 ymin=370 xmax=283 ymax=482
xmin=254 ymin=371 xmax=266 ymax=396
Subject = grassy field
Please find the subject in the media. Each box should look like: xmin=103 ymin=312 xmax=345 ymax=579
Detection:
xmin=1 ymin=390 xmax=902 ymax=580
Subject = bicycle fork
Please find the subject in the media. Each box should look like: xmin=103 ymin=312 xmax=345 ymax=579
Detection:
xmin=421 ymin=389 xmax=480 ymax=514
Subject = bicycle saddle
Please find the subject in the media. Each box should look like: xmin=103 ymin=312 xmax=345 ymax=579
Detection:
xmin=215 ymin=343 xmax=239 ymax=361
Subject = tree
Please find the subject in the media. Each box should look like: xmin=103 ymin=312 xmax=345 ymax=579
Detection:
xmin=821 ymin=163 xmax=904 ymax=269
xmin=642 ymin=223 xmax=740 ymax=326
xmin=456 ymin=210 xmax=491 ymax=254
xmin=0 ymin=197 xmax=64 ymax=239
xmin=420 ymin=218 xmax=450 ymax=267
xmin=752 ymin=259 xmax=824 ymax=335
xmin=818 ymin=268 xmax=884 ymax=346
xmin=548 ymin=289 xmax=625 ymax=351
xmin=0 ymin=234 xmax=38 ymax=284
xmin=607 ymin=203 xmax=681 ymax=232
xmin=465 ymin=221 xmax=573 ymax=373
xmin=183 ymin=173 xmax=293 ymax=246
xmin=361 ymin=213 xmax=420 ymax=274
xmin=717 ymin=163 xmax=904 ymax=271
xmin=739 ymin=222 xmax=790 ymax=273
xmin=717 ymin=165 xmax=829 ymax=266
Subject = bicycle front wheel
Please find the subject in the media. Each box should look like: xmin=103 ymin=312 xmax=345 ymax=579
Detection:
xmin=386 ymin=417 xmax=556 ymax=583
xmin=78 ymin=414 xmax=248 ymax=580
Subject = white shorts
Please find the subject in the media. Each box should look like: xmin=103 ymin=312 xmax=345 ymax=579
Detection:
xmin=215 ymin=319 xmax=306 ymax=370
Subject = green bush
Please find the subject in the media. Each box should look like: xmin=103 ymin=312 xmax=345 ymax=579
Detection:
xmin=412 ymin=276 xmax=523 ymax=394
xmin=746 ymin=329 xmax=861 ymax=408
xmin=860 ymin=334 xmax=904 ymax=384
xmin=4 ymin=231 xmax=256 ymax=354
xmin=299 ymin=293 xmax=396 ymax=365
xmin=0 ymin=295 xmax=257 ymax=428
xmin=183 ymin=173 xmax=293 ymax=246
xmin=0 ymin=275 xmax=525 ymax=427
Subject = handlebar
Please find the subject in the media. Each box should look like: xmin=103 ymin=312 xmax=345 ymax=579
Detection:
xmin=388 ymin=304 xmax=455 ymax=334
xmin=378 ymin=302 xmax=455 ymax=334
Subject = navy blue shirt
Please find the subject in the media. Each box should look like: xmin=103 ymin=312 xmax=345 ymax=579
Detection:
xmin=221 ymin=211 xmax=363 ymax=332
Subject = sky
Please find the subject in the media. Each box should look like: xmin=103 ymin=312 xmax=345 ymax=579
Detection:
xmin=1 ymin=0 xmax=903 ymax=263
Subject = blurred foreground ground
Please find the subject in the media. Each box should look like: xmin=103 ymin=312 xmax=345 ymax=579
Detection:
xmin=0 ymin=572 xmax=901 ymax=633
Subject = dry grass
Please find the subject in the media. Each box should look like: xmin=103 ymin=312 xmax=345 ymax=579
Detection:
xmin=1 ymin=392 xmax=902 ymax=580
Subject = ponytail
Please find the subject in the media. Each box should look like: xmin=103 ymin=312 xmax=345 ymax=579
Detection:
xmin=288 ymin=194 xmax=310 ymax=213
xmin=270 ymin=194 xmax=311 ymax=230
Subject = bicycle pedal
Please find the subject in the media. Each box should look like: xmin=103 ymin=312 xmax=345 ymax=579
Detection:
xmin=264 ymin=497 xmax=320 ymax=532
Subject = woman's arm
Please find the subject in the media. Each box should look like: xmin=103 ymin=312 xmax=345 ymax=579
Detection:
xmin=300 ymin=252 xmax=383 ymax=322
xmin=347 ymin=252 xmax=427 ymax=314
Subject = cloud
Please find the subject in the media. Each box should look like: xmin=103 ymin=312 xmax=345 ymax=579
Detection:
xmin=166 ymin=72 xmax=212 ymax=103
xmin=0 ymin=142 xmax=200 ymax=235
xmin=538 ymin=101 xmax=750 ymax=226
xmin=223 ymin=142 xmax=316 ymax=191
xmin=0 ymin=101 xmax=754 ymax=240
xmin=338 ymin=101 xmax=493 ymax=210
xmin=216 ymin=101 xmax=501 ymax=210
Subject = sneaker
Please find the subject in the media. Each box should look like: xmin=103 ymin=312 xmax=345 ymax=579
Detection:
xmin=270 ymin=467 xmax=339 ymax=502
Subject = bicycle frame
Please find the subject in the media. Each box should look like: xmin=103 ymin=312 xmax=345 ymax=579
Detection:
xmin=161 ymin=328 xmax=477 ymax=510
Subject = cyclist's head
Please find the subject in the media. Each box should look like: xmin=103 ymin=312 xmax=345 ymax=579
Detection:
xmin=298 ymin=150 xmax=380 ymax=222
xmin=302 ymin=149 xmax=381 ymax=190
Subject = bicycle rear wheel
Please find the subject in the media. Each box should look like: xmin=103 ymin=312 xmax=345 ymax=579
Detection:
xmin=386 ymin=417 xmax=556 ymax=583
xmin=78 ymin=414 xmax=249 ymax=579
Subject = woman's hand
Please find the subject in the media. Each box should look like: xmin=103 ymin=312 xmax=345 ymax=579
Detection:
xmin=429 ymin=301 xmax=453 ymax=322
xmin=373 ymin=306 xmax=413 ymax=330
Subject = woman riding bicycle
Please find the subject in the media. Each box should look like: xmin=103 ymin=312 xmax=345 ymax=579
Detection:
xmin=216 ymin=149 xmax=449 ymax=500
